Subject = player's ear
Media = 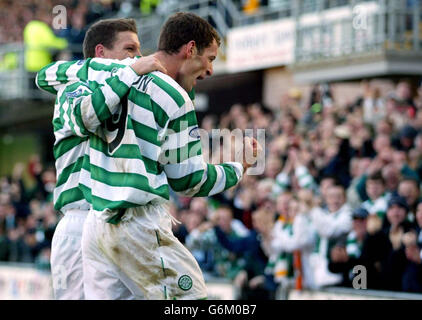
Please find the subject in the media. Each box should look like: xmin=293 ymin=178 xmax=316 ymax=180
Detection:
xmin=185 ymin=40 xmax=197 ymax=58
xmin=95 ymin=44 xmax=106 ymax=58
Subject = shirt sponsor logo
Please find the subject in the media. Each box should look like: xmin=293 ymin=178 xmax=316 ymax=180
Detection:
xmin=65 ymin=88 xmax=83 ymax=98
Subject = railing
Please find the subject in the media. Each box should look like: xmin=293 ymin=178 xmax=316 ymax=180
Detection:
xmin=294 ymin=0 xmax=422 ymax=64
xmin=0 ymin=43 xmax=29 ymax=100
xmin=0 ymin=43 xmax=83 ymax=100
xmin=94 ymin=0 xmax=422 ymax=64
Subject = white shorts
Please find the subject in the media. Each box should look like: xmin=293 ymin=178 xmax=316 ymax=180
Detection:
xmin=50 ymin=209 xmax=87 ymax=300
xmin=81 ymin=203 xmax=207 ymax=300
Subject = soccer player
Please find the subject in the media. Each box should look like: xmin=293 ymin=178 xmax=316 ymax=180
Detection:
xmin=36 ymin=18 xmax=167 ymax=299
xmin=38 ymin=12 xmax=261 ymax=299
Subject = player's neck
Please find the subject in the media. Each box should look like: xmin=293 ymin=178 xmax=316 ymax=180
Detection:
xmin=155 ymin=51 xmax=182 ymax=80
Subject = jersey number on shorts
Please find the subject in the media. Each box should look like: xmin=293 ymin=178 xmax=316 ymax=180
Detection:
xmin=103 ymin=95 xmax=128 ymax=155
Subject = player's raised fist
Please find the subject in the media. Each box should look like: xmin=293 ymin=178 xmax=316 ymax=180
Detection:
xmin=242 ymin=136 xmax=262 ymax=172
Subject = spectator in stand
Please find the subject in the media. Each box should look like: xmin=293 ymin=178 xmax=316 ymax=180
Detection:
xmin=320 ymin=124 xmax=356 ymax=188
xmin=362 ymin=84 xmax=386 ymax=125
xmin=272 ymin=145 xmax=317 ymax=197
xmin=361 ymin=171 xmax=389 ymax=219
xmin=393 ymin=125 xmax=418 ymax=152
xmin=386 ymin=80 xmax=417 ymax=129
xmin=347 ymin=157 xmax=372 ymax=209
xmin=309 ymin=183 xmax=352 ymax=288
xmin=398 ymin=178 xmax=421 ymax=222
xmin=268 ymin=191 xmax=316 ymax=292
xmin=23 ymin=10 xmax=68 ymax=73
xmin=189 ymin=198 xmax=209 ymax=221
xmin=315 ymin=174 xmax=337 ymax=208
xmin=372 ymin=195 xmax=418 ymax=291
xmin=185 ymin=206 xmax=249 ymax=280
xmin=328 ymin=207 xmax=388 ymax=289
xmin=382 ymin=164 xmax=402 ymax=195
xmin=409 ymin=132 xmax=422 ymax=175
xmin=401 ymin=200 xmax=422 ymax=292
xmin=212 ymin=208 xmax=274 ymax=299
xmin=355 ymin=145 xmax=418 ymax=203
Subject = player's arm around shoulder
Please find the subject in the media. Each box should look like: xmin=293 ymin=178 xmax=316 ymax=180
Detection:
xmin=56 ymin=55 xmax=167 ymax=136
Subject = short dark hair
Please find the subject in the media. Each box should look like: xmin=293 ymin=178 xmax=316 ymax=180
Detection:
xmin=319 ymin=174 xmax=339 ymax=185
xmin=216 ymin=204 xmax=233 ymax=213
xmin=400 ymin=177 xmax=420 ymax=189
xmin=83 ymin=18 xmax=138 ymax=58
xmin=367 ymin=171 xmax=385 ymax=184
xmin=158 ymin=12 xmax=221 ymax=55
xmin=329 ymin=183 xmax=345 ymax=192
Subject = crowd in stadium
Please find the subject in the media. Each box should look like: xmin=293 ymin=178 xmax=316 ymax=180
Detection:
xmin=0 ymin=0 xmax=277 ymax=71
xmin=0 ymin=0 xmax=294 ymax=45
xmin=0 ymin=0 xmax=120 ymax=45
xmin=173 ymin=79 xmax=422 ymax=298
xmin=0 ymin=156 xmax=56 ymax=269
xmin=1 ymin=77 xmax=422 ymax=298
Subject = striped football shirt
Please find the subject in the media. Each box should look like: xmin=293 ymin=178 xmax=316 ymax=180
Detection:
xmin=36 ymin=58 xmax=244 ymax=223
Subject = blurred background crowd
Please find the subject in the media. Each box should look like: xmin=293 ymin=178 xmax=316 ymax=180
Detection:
xmin=0 ymin=0 xmax=118 ymax=45
xmin=1 ymin=0 xmax=422 ymax=300
xmin=2 ymin=77 xmax=422 ymax=298
xmin=0 ymin=0 xmax=280 ymax=71
xmin=0 ymin=0 xmax=278 ymax=45
xmin=170 ymin=78 xmax=422 ymax=298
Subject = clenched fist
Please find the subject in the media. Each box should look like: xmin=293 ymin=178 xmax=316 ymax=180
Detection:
xmin=243 ymin=136 xmax=262 ymax=173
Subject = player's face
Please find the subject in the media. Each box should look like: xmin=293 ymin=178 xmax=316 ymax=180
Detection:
xmin=179 ymin=39 xmax=218 ymax=92
xmin=103 ymin=31 xmax=141 ymax=60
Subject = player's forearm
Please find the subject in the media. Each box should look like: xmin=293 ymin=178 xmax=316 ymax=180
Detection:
xmin=36 ymin=60 xmax=84 ymax=94
xmin=36 ymin=58 xmax=137 ymax=96
xmin=165 ymin=159 xmax=243 ymax=197
xmin=163 ymin=126 xmax=243 ymax=196
xmin=193 ymin=162 xmax=243 ymax=197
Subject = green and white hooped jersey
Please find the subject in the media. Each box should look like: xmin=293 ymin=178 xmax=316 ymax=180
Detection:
xmin=37 ymin=58 xmax=244 ymax=223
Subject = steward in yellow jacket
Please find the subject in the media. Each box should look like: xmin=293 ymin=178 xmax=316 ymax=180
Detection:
xmin=23 ymin=20 xmax=68 ymax=72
